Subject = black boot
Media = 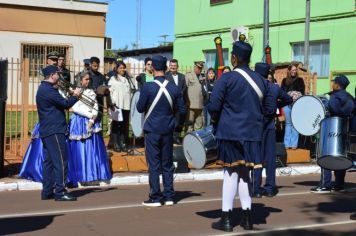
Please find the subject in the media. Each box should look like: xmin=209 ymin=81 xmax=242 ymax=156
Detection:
xmin=113 ymin=134 xmax=121 ymax=152
xmin=240 ymin=208 xmax=253 ymax=230
xmin=212 ymin=210 xmax=233 ymax=232
xmin=120 ymin=134 xmax=128 ymax=152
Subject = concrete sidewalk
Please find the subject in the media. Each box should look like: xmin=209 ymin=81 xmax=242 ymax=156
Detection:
xmin=0 ymin=164 xmax=322 ymax=192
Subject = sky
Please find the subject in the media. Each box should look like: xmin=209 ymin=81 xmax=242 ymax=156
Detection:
xmin=95 ymin=0 xmax=175 ymax=50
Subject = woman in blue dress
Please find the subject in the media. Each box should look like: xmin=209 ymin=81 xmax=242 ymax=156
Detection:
xmin=19 ymin=123 xmax=44 ymax=182
xmin=67 ymin=72 xmax=112 ymax=185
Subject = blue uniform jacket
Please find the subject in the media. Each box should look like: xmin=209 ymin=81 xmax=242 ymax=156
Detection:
xmin=36 ymin=81 xmax=78 ymax=138
xmin=136 ymin=76 xmax=186 ymax=134
xmin=264 ymin=82 xmax=293 ymax=130
xmin=328 ymin=89 xmax=355 ymax=118
xmin=207 ymin=65 xmax=276 ymax=141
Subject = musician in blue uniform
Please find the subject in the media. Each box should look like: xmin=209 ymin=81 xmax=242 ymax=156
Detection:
xmin=253 ymin=63 xmax=293 ymax=198
xmin=137 ymin=55 xmax=186 ymax=207
xmin=36 ymin=65 xmax=81 ymax=201
xmin=208 ymin=41 xmax=276 ymax=232
xmin=311 ymin=75 xmax=355 ymax=193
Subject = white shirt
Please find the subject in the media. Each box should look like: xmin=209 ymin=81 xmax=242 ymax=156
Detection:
xmin=71 ymin=88 xmax=98 ymax=119
xmin=172 ymin=74 xmax=178 ymax=86
xmin=108 ymin=75 xmax=132 ymax=110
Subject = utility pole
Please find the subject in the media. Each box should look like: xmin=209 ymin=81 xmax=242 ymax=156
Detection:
xmin=262 ymin=0 xmax=269 ymax=62
xmin=304 ymin=0 xmax=311 ymax=70
xmin=136 ymin=0 xmax=142 ymax=49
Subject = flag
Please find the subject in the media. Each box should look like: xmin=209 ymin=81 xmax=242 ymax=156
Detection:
xmin=214 ymin=36 xmax=224 ymax=78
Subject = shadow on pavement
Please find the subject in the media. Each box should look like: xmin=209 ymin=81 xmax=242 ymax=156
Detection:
xmin=70 ymin=187 xmax=117 ymax=197
xmin=254 ymin=229 xmax=356 ymax=236
xmin=0 ymin=214 xmax=63 ymax=235
xmin=175 ymin=190 xmax=202 ymax=203
xmin=196 ymin=203 xmax=282 ymax=227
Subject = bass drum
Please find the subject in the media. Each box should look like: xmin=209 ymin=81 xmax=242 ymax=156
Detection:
xmin=182 ymin=126 xmax=217 ymax=169
xmin=130 ymin=91 xmax=144 ymax=137
xmin=291 ymin=95 xmax=326 ymax=136
xmin=317 ymin=117 xmax=353 ymax=170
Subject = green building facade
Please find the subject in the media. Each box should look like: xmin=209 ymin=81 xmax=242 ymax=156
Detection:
xmin=174 ymin=0 xmax=356 ymax=94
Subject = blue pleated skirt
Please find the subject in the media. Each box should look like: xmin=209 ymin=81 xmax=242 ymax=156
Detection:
xmin=67 ymin=114 xmax=112 ymax=183
xmin=19 ymin=123 xmax=44 ymax=182
xmin=216 ymin=139 xmax=262 ymax=169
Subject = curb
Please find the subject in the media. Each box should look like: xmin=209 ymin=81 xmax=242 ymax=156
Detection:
xmin=0 ymin=164 xmax=321 ymax=192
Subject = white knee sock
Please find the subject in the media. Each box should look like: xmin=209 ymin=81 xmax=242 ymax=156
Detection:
xmin=237 ymin=167 xmax=252 ymax=210
xmin=222 ymin=170 xmax=238 ymax=211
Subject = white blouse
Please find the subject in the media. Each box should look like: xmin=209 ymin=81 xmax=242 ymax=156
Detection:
xmin=108 ymin=75 xmax=132 ymax=110
xmin=71 ymin=88 xmax=98 ymax=119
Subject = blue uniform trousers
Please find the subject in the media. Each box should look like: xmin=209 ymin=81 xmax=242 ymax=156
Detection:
xmin=145 ymin=132 xmax=175 ymax=202
xmin=41 ymin=133 xmax=68 ymax=198
xmin=253 ymin=129 xmax=276 ymax=194
xmin=320 ymin=168 xmax=346 ymax=188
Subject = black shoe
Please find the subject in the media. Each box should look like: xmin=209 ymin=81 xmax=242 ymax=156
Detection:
xmin=310 ymin=186 xmax=331 ymax=193
xmin=173 ymin=136 xmax=182 ymax=145
xmin=252 ymin=192 xmax=262 ymax=198
xmin=113 ymin=143 xmax=121 ymax=152
xmin=142 ymin=199 xmax=162 ymax=207
xmin=263 ymin=189 xmax=278 ymax=197
xmin=350 ymin=211 xmax=356 ymax=220
xmin=212 ymin=210 xmax=233 ymax=232
xmin=55 ymin=193 xmax=77 ymax=201
xmin=331 ymin=186 xmax=345 ymax=192
xmin=240 ymin=208 xmax=253 ymax=230
xmin=41 ymin=194 xmax=54 ymax=200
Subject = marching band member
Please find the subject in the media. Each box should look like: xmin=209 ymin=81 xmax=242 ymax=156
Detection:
xmin=311 ymin=75 xmax=355 ymax=193
xmin=67 ymin=72 xmax=112 ymax=186
xmin=253 ymin=63 xmax=293 ymax=198
xmin=36 ymin=65 xmax=80 ymax=201
xmin=281 ymin=64 xmax=305 ymax=150
xmin=137 ymin=55 xmax=186 ymax=207
xmin=208 ymin=40 xmax=276 ymax=232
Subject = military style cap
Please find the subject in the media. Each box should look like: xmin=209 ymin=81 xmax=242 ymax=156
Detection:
xmin=194 ymin=61 xmax=205 ymax=68
xmin=152 ymin=55 xmax=167 ymax=71
xmin=333 ymin=75 xmax=350 ymax=89
xmin=255 ymin=62 xmax=270 ymax=78
xmin=232 ymin=41 xmax=252 ymax=61
xmin=83 ymin=58 xmax=90 ymax=65
xmin=42 ymin=65 xmax=59 ymax=77
xmin=47 ymin=51 xmax=59 ymax=59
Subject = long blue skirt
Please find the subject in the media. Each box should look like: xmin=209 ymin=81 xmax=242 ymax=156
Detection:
xmin=19 ymin=123 xmax=44 ymax=182
xmin=67 ymin=114 xmax=112 ymax=183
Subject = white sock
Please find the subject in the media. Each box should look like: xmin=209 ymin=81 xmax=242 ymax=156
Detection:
xmin=222 ymin=170 xmax=238 ymax=211
xmin=237 ymin=167 xmax=252 ymax=210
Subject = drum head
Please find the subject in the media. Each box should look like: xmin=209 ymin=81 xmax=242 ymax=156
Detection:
xmin=130 ymin=91 xmax=144 ymax=137
xmin=317 ymin=155 xmax=353 ymax=171
xmin=291 ymin=95 xmax=326 ymax=136
xmin=183 ymin=133 xmax=207 ymax=169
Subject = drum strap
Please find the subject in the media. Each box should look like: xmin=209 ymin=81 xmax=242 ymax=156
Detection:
xmin=234 ymin=68 xmax=264 ymax=102
xmin=144 ymin=80 xmax=173 ymax=123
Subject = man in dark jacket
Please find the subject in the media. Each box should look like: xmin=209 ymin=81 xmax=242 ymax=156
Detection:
xmin=166 ymin=59 xmax=187 ymax=144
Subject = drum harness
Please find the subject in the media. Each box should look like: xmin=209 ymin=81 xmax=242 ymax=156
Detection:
xmin=143 ymin=80 xmax=173 ymax=124
xmin=234 ymin=68 xmax=264 ymax=102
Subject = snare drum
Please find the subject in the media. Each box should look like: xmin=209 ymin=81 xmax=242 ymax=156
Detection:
xmin=183 ymin=126 xmax=217 ymax=169
xmin=317 ymin=117 xmax=353 ymax=170
xmin=130 ymin=91 xmax=144 ymax=137
xmin=291 ymin=95 xmax=326 ymax=136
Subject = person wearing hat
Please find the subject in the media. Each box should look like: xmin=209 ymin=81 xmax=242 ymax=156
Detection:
xmin=136 ymin=57 xmax=154 ymax=90
xmin=46 ymin=51 xmax=59 ymax=66
xmin=137 ymin=55 xmax=186 ymax=207
xmin=311 ymin=75 xmax=355 ymax=194
xmin=58 ymin=53 xmax=71 ymax=83
xmin=36 ymin=65 xmax=81 ymax=201
xmin=252 ymin=63 xmax=292 ymax=198
xmin=207 ymin=41 xmax=276 ymax=232
xmin=184 ymin=60 xmax=206 ymax=132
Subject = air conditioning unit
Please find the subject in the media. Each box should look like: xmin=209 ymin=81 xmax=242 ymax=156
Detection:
xmin=231 ymin=26 xmax=249 ymax=42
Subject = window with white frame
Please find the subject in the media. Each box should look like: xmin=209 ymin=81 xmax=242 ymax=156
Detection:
xmin=292 ymin=41 xmax=330 ymax=77
xmin=203 ymin=49 xmax=229 ymax=70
